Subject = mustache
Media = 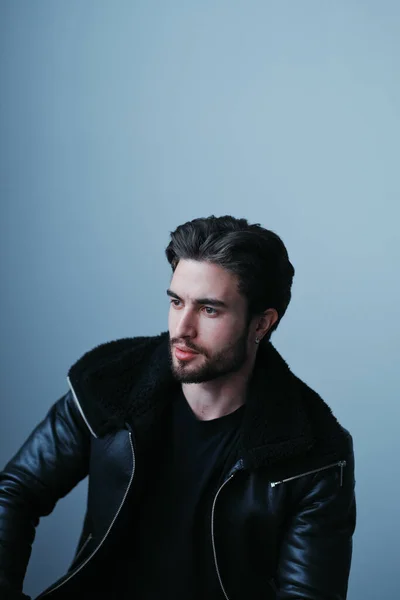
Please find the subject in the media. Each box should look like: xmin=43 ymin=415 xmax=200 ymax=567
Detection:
xmin=170 ymin=337 xmax=209 ymax=358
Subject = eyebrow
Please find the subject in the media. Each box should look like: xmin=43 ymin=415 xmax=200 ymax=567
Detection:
xmin=166 ymin=289 xmax=228 ymax=308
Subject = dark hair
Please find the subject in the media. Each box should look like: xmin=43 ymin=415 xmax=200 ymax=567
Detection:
xmin=165 ymin=215 xmax=295 ymax=341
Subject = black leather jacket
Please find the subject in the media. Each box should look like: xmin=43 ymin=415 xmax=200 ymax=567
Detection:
xmin=0 ymin=334 xmax=356 ymax=600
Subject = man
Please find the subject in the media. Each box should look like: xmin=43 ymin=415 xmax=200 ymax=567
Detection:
xmin=0 ymin=215 xmax=356 ymax=600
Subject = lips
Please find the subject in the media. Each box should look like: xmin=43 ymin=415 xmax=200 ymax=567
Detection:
xmin=174 ymin=346 xmax=199 ymax=361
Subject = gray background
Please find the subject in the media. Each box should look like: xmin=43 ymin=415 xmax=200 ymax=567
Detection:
xmin=1 ymin=1 xmax=399 ymax=598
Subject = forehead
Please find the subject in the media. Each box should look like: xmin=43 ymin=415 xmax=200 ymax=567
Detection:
xmin=170 ymin=260 xmax=243 ymax=304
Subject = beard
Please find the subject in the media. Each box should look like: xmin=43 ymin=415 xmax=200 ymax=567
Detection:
xmin=169 ymin=326 xmax=250 ymax=384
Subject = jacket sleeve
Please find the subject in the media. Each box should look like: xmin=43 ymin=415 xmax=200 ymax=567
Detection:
xmin=0 ymin=391 xmax=91 ymax=600
xmin=276 ymin=447 xmax=356 ymax=600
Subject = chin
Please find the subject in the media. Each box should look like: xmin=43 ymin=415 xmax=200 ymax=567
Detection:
xmin=171 ymin=365 xmax=200 ymax=383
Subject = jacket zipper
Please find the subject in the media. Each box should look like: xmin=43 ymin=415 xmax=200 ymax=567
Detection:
xmin=270 ymin=460 xmax=347 ymax=488
xmin=67 ymin=376 xmax=98 ymax=439
xmin=211 ymin=474 xmax=236 ymax=600
xmin=37 ymin=431 xmax=136 ymax=598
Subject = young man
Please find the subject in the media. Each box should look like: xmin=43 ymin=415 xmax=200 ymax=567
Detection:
xmin=0 ymin=216 xmax=356 ymax=600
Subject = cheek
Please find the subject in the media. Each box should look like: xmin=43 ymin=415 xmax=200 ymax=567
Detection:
xmin=214 ymin=315 xmax=247 ymax=346
xmin=168 ymin=307 xmax=176 ymax=331
xmin=203 ymin=318 xmax=236 ymax=345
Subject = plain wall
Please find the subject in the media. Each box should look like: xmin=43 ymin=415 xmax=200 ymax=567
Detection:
xmin=1 ymin=1 xmax=399 ymax=598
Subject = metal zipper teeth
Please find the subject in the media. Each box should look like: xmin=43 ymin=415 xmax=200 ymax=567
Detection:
xmin=211 ymin=474 xmax=235 ymax=600
xmin=67 ymin=376 xmax=98 ymax=439
xmin=270 ymin=460 xmax=347 ymax=488
xmin=37 ymin=432 xmax=136 ymax=598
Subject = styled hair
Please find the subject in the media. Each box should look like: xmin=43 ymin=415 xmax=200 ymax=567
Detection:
xmin=165 ymin=215 xmax=295 ymax=340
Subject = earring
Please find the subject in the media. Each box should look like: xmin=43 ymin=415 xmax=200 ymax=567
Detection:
xmin=255 ymin=337 xmax=260 ymax=344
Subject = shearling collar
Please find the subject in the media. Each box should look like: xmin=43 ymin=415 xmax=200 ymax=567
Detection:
xmin=68 ymin=332 xmax=351 ymax=472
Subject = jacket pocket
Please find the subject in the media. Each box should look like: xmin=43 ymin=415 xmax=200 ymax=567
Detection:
xmin=270 ymin=460 xmax=347 ymax=488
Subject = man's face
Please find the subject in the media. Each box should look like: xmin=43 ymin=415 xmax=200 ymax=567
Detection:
xmin=168 ymin=259 xmax=252 ymax=383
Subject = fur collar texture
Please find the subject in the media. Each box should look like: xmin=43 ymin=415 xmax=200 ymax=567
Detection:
xmin=68 ymin=332 xmax=351 ymax=473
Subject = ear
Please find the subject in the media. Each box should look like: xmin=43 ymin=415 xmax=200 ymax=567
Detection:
xmin=255 ymin=308 xmax=279 ymax=342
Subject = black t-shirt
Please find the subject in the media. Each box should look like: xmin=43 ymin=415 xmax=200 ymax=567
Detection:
xmin=114 ymin=389 xmax=244 ymax=599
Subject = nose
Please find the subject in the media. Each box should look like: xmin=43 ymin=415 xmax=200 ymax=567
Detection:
xmin=173 ymin=307 xmax=197 ymax=340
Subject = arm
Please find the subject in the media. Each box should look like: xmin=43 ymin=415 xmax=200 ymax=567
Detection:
xmin=0 ymin=391 xmax=91 ymax=599
xmin=276 ymin=448 xmax=356 ymax=599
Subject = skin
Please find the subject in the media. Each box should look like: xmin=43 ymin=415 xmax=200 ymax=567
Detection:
xmin=168 ymin=259 xmax=278 ymax=420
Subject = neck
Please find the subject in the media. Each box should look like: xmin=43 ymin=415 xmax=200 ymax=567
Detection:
xmin=182 ymin=355 xmax=256 ymax=421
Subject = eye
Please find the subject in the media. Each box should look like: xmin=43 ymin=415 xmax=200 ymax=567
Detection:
xmin=170 ymin=299 xmax=182 ymax=308
xmin=203 ymin=306 xmax=218 ymax=316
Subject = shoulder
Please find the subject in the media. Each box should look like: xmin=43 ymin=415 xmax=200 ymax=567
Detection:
xmin=67 ymin=332 xmax=170 ymax=436
xmin=71 ymin=332 xmax=168 ymax=371
xmin=289 ymin=367 xmax=354 ymax=462
xmin=265 ymin=343 xmax=352 ymax=447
